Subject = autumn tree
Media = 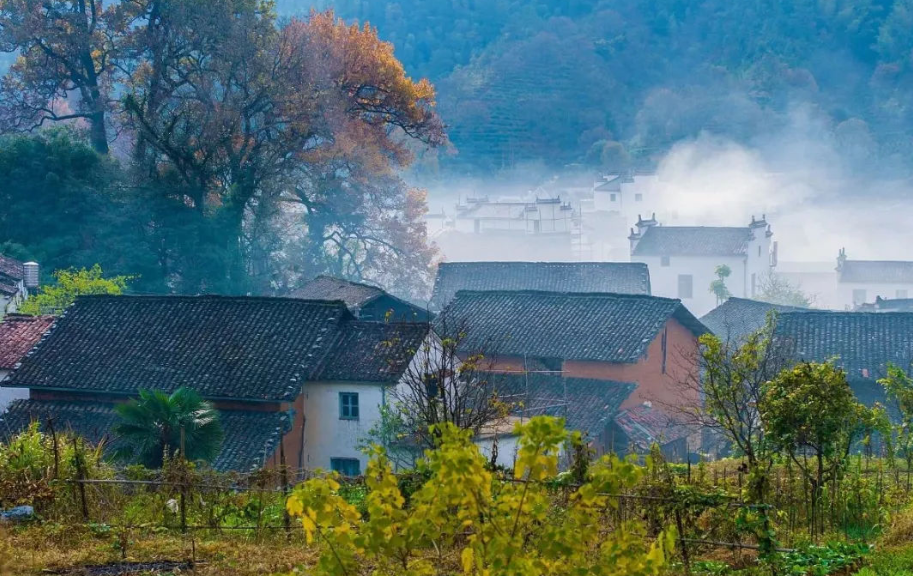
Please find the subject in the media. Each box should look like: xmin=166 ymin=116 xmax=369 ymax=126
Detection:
xmin=0 ymin=0 xmax=129 ymax=153
xmin=20 ymin=264 xmax=131 ymax=315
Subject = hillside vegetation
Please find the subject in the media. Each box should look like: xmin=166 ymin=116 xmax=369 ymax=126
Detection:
xmin=277 ymin=0 xmax=913 ymax=173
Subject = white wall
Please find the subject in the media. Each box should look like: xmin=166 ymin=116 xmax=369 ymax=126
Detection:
xmin=637 ymin=254 xmax=749 ymax=316
xmin=0 ymin=370 xmax=28 ymax=414
xmin=301 ymin=381 xmax=384 ymax=474
xmin=475 ymin=434 xmax=520 ymax=469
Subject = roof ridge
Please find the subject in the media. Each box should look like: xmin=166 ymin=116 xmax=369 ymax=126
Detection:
xmin=451 ymin=289 xmax=681 ymax=303
xmin=439 ymin=261 xmax=647 ymax=267
xmin=311 ymin=275 xmax=385 ymax=291
xmin=77 ymin=294 xmax=353 ymax=307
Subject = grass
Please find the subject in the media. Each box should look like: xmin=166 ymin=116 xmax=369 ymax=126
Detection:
xmin=0 ymin=524 xmax=319 ymax=576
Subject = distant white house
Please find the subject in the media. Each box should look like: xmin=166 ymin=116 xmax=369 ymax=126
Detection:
xmin=592 ymin=172 xmax=662 ymax=222
xmin=630 ymin=216 xmax=776 ymax=316
xmin=0 ymin=255 xmax=38 ymax=319
xmin=774 ymin=261 xmax=838 ymax=310
xmin=835 ymin=249 xmax=913 ymax=310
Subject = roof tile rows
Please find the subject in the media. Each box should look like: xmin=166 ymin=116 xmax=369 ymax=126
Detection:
xmin=613 ymin=404 xmax=692 ymax=451
xmin=430 ymin=261 xmax=652 ymax=310
xmin=0 ymin=400 xmax=291 ymax=471
xmin=0 ymin=314 xmax=55 ymax=370
xmin=700 ymin=298 xmax=807 ymax=344
xmin=437 ymin=290 xmax=707 ymax=364
xmin=775 ymin=311 xmax=913 ymax=381
xmin=5 ymin=295 xmax=429 ymax=401
xmin=632 ymin=227 xmax=753 ymax=257
xmin=0 ymin=254 xmax=24 ymax=297
xmin=290 ymin=276 xmax=385 ymax=309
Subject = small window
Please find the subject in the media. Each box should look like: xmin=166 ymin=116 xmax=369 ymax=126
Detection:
xmin=331 ymin=458 xmax=361 ymax=477
xmin=678 ymin=274 xmax=693 ymax=299
xmin=635 ymin=193 xmax=643 ymax=202
xmin=424 ymin=374 xmax=440 ymax=400
xmin=339 ymin=392 xmax=359 ymax=420
xmin=610 ymin=193 xmax=616 ymax=202
xmin=852 ymin=289 xmax=867 ymax=305
xmin=898 ymin=290 xmax=909 ymax=299
xmin=660 ymin=255 xmax=670 ymax=267
xmin=758 ymin=246 xmax=762 ymax=257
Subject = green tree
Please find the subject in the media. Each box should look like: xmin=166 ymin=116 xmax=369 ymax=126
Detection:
xmin=19 ymin=264 xmax=131 ymax=316
xmin=756 ymin=273 xmax=814 ymax=308
xmin=880 ymin=364 xmax=913 ymax=486
xmin=709 ymin=264 xmax=732 ymax=306
xmin=762 ymin=362 xmax=867 ymax=536
xmin=114 ymin=387 xmax=224 ymax=468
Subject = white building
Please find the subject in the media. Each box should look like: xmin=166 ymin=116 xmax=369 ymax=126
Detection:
xmin=0 ymin=255 xmax=38 ymax=319
xmin=592 ymin=172 xmax=662 ymax=223
xmin=835 ymin=249 xmax=913 ymax=310
xmin=630 ymin=216 xmax=776 ymax=316
xmin=452 ymin=196 xmax=575 ymax=235
xmin=775 ymin=261 xmax=838 ymax=310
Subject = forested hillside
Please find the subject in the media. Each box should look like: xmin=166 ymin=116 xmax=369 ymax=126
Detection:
xmin=278 ymin=0 xmax=913 ymax=174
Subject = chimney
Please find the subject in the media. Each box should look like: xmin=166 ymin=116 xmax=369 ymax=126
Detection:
xmin=629 ymin=214 xmax=659 ymax=254
xmin=836 ymin=248 xmax=847 ymax=272
xmin=23 ymin=262 xmax=39 ymax=289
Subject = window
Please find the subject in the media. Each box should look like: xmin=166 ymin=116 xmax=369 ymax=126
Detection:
xmin=661 ymin=328 xmax=668 ymax=375
xmin=331 ymin=458 xmax=361 ymax=477
xmin=424 ymin=374 xmax=440 ymax=400
xmin=610 ymin=193 xmax=616 ymax=202
xmin=660 ymin=255 xmax=670 ymax=267
xmin=339 ymin=392 xmax=359 ymax=420
xmin=758 ymin=246 xmax=762 ymax=257
xmin=852 ymin=289 xmax=867 ymax=305
xmin=898 ymin=290 xmax=909 ymax=299
xmin=635 ymin=193 xmax=643 ymax=202
xmin=677 ymin=274 xmax=693 ymax=299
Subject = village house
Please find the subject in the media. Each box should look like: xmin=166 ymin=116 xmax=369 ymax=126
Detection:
xmin=291 ymin=275 xmax=431 ymax=321
xmin=0 ymin=254 xmax=38 ymax=318
xmin=438 ymin=290 xmax=708 ymax=460
xmin=0 ymin=314 xmax=55 ymax=413
xmin=857 ymin=296 xmax=913 ymax=313
xmin=774 ymin=310 xmax=913 ymax=411
xmin=835 ymin=249 xmax=913 ymax=310
xmin=0 ymin=295 xmax=428 ymax=474
xmin=429 ymin=261 xmax=652 ymax=312
xmin=700 ymin=297 xmax=808 ymax=344
xmin=630 ymin=215 xmax=776 ymax=317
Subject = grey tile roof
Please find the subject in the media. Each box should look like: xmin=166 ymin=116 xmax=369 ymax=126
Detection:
xmin=632 ymin=226 xmax=753 ymax=257
xmin=430 ymin=261 xmax=652 ymax=310
xmin=438 ymin=290 xmax=707 ymax=363
xmin=313 ymin=321 xmax=429 ymax=383
xmin=614 ymin=405 xmax=691 ymax=451
xmin=290 ymin=276 xmax=385 ymax=309
xmin=700 ymin=298 xmax=808 ymax=344
xmin=858 ymin=298 xmax=913 ymax=312
xmin=4 ymin=295 xmax=354 ymax=402
xmin=495 ymin=373 xmax=636 ymax=437
xmin=0 ymin=254 xmax=23 ymax=282
xmin=774 ymin=311 xmax=913 ymax=381
xmin=0 ymin=399 xmax=292 ymax=471
xmin=839 ymin=261 xmax=913 ymax=284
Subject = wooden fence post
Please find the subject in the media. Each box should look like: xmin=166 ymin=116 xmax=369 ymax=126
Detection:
xmin=179 ymin=426 xmax=187 ymax=534
xmin=72 ymin=437 xmax=89 ymax=521
xmin=280 ymin=441 xmax=291 ymax=541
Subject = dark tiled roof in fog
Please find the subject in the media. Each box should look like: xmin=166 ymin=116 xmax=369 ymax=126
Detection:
xmin=632 ymin=227 xmax=753 ymax=257
xmin=4 ymin=295 xmax=353 ymax=401
xmin=839 ymin=261 xmax=913 ymax=284
xmin=700 ymin=298 xmax=807 ymax=344
xmin=314 ymin=321 xmax=429 ymax=383
xmin=438 ymin=290 xmax=707 ymax=363
xmin=430 ymin=261 xmax=651 ymax=310
xmin=290 ymin=276 xmax=385 ymax=309
xmin=0 ymin=314 xmax=55 ymax=369
xmin=0 ymin=399 xmax=291 ymax=471
xmin=495 ymin=372 xmax=635 ymax=437
xmin=774 ymin=311 xmax=913 ymax=381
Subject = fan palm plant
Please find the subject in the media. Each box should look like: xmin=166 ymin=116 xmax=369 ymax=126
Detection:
xmin=114 ymin=387 xmax=224 ymax=468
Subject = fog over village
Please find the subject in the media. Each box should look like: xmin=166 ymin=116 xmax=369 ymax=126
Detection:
xmin=7 ymin=1 xmax=913 ymax=575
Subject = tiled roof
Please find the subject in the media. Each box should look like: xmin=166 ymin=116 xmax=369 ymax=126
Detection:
xmin=430 ymin=261 xmax=652 ymax=310
xmin=313 ymin=321 xmax=429 ymax=383
xmin=4 ymin=295 xmax=354 ymax=402
xmin=0 ymin=254 xmax=23 ymax=282
xmin=858 ymin=297 xmax=913 ymax=312
xmin=438 ymin=290 xmax=707 ymax=363
xmin=289 ymin=276 xmax=384 ymax=309
xmin=614 ymin=405 xmax=691 ymax=451
xmin=700 ymin=298 xmax=807 ymax=343
xmin=0 ymin=399 xmax=291 ymax=471
xmin=839 ymin=260 xmax=913 ymax=284
xmin=0 ymin=314 xmax=55 ymax=369
xmin=495 ymin=373 xmax=636 ymax=437
xmin=0 ymin=281 xmax=19 ymax=296
xmin=632 ymin=227 xmax=753 ymax=257
xmin=774 ymin=311 xmax=913 ymax=381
